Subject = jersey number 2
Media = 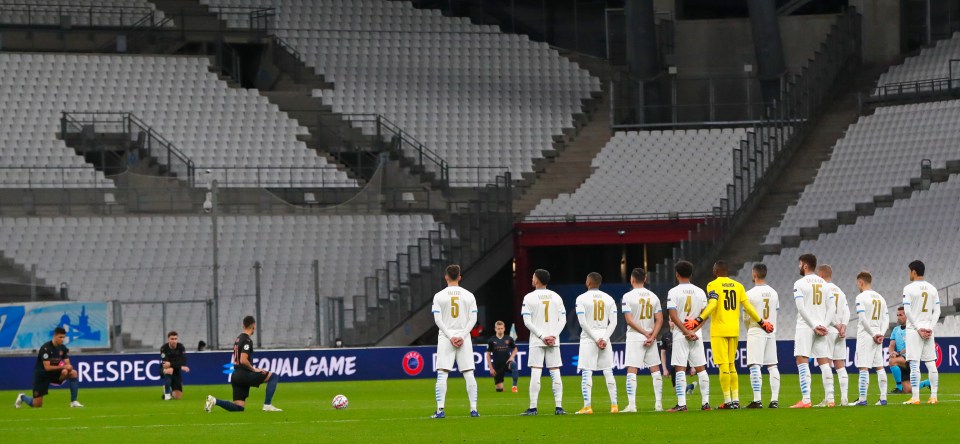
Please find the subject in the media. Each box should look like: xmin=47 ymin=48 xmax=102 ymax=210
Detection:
xmin=921 ymin=292 xmax=929 ymax=312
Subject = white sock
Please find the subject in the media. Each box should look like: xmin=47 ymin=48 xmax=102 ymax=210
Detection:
xmin=580 ymin=370 xmax=593 ymax=407
xmin=698 ymin=371 xmax=710 ymax=405
xmin=926 ymin=361 xmax=939 ymax=398
xmin=626 ymin=373 xmax=637 ymax=407
xmin=836 ymin=367 xmax=848 ymax=403
xmin=550 ymin=369 xmax=563 ymax=408
xmin=749 ymin=365 xmax=762 ymax=402
xmin=768 ymin=366 xmax=780 ymax=402
xmin=651 ymin=372 xmax=663 ymax=406
xmin=463 ymin=370 xmax=478 ymax=411
xmin=435 ymin=371 xmax=448 ymax=410
xmin=798 ymin=363 xmax=811 ymax=403
xmin=529 ymin=367 xmax=542 ymax=409
xmin=603 ymin=369 xmax=617 ymax=406
xmin=820 ymin=364 xmax=834 ymax=403
xmin=909 ymin=361 xmax=921 ymax=401
xmin=876 ymin=369 xmax=887 ymax=401
xmin=858 ymin=369 xmax=869 ymax=402
xmin=675 ymin=371 xmax=687 ymax=406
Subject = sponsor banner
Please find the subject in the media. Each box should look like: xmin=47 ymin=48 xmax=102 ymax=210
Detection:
xmin=0 ymin=302 xmax=109 ymax=351
xmin=1 ymin=338 xmax=959 ymax=390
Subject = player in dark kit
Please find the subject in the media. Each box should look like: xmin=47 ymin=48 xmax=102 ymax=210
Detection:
xmin=485 ymin=320 xmax=519 ymax=392
xmin=161 ymin=331 xmax=190 ymax=400
xmin=204 ymin=316 xmax=282 ymax=412
xmin=15 ymin=327 xmax=83 ymax=409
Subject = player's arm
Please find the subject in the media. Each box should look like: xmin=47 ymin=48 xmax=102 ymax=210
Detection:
xmin=830 ymin=292 xmax=846 ymax=329
xmin=856 ymin=297 xmax=876 ymax=337
xmin=622 ymin=302 xmax=648 ymax=336
xmin=902 ymin=293 xmax=919 ymax=328
xmin=878 ymin=300 xmax=890 ymax=343
xmin=550 ymin=298 xmax=567 ymax=342
xmin=795 ymin=286 xmax=820 ymax=329
xmin=931 ymin=293 xmax=941 ymax=333
xmin=685 ymin=289 xmax=717 ymax=330
xmin=508 ymin=342 xmax=518 ymax=363
xmin=432 ymin=298 xmax=458 ymax=341
xmin=576 ymin=299 xmax=599 ymax=341
xmin=742 ymin=298 xmax=774 ymax=332
xmin=603 ymin=301 xmax=618 ymax=340
xmin=888 ymin=329 xmax=898 ymax=357
xmin=669 ymin=308 xmax=696 ymax=338
xmin=238 ymin=348 xmax=258 ymax=372
xmin=649 ymin=311 xmax=663 ymax=345
xmin=522 ymin=301 xmax=546 ymax=341
xmin=484 ymin=347 xmax=494 ymax=374
xmin=462 ymin=299 xmax=479 ymax=339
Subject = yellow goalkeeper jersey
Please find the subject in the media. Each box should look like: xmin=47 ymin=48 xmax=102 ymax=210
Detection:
xmin=702 ymin=276 xmax=760 ymax=337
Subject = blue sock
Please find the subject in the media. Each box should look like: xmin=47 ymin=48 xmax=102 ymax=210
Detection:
xmin=162 ymin=375 xmax=172 ymax=395
xmin=265 ymin=375 xmax=280 ymax=405
xmin=215 ymin=399 xmax=244 ymax=412
xmin=511 ymin=362 xmax=519 ymax=387
xmin=920 ymin=379 xmax=931 ymax=389
xmin=20 ymin=394 xmax=35 ymax=408
xmin=69 ymin=378 xmax=79 ymax=402
xmin=890 ymin=366 xmax=902 ymax=389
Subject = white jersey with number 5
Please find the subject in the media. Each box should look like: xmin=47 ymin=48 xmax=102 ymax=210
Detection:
xmin=576 ymin=290 xmax=618 ymax=341
xmin=793 ymin=274 xmax=832 ymax=329
xmin=622 ymin=288 xmax=661 ymax=342
xmin=744 ymin=285 xmax=779 ymax=336
xmin=431 ymin=286 xmax=477 ymax=341
xmin=902 ymin=281 xmax=940 ymax=331
xmin=521 ymin=288 xmax=566 ymax=347
xmin=666 ymin=283 xmax=707 ymax=339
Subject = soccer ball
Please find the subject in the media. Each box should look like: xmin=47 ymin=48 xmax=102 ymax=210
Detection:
xmin=332 ymin=394 xmax=349 ymax=410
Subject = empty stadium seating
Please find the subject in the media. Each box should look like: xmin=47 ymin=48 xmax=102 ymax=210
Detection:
xmin=527 ymin=129 xmax=747 ymax=218
xmin=0 ymin=53 xmax=354 ymax=188
xmin=762 ymin=100 xmax=960 ymax=246
xmin=200 ymin=0 xmax=601 ymax=185
xmin=875 ymin=32 xmax=960 ymax=91
xmin=937 ymin=315 xmax=960 ymax=337
xmin=0 ymin=214 xmax=439 ymax=348
xmin=0 ymin=0 xmax=171 ymax=27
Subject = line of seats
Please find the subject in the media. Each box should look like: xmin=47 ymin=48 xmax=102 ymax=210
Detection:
xmin=875 ymin=32 xmax=960 ymax=92
xmin=0 ymin=0 xmax=172 ymax=27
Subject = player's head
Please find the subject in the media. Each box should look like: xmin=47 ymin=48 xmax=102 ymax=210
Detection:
xmin=167 ymin=331 xmax=179 ymax=347
xmin=896 ymin=306 xmax=906 ymax=325
xmin=52 ymin=327 xmax=67 ymax=346
xmin=630 ymin=267 xmax=646 ymax=287
xmin=495 ymin=320 xmax=505 ymax=336
xmin=856 ymin=271 xmax=872 ymax=291
xmin=675 ymin=260 xmax=693 ymax=282
xmin=798 ymin=253 xmax=817 ymax=276
xmin=712 ymin=260 xmax=729 ymax=278
xmin=586 ymin=272 xmax=602 ymax=289
xmin=444 ymin=264 xmax=462 ymax=285
xmin=532 ymin=269 xmax=550 ymax=288
xmin=816 ymin=264 xmax=833 ymax=281
xmin=908 ymin=260 xmax=925 ymax=281
xmin=751 ymin=263 xmax=767 ymax=284
xmin=242 ymin=315 xmax=257 ymax=334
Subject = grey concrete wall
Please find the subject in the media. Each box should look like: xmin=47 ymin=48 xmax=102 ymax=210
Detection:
xmin=851 ymin=0 xmax=901 ymax=64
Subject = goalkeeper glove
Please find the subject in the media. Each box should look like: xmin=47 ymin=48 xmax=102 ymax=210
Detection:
xmin=759 ymin=320 xmax=774 ymax=333
xmin=683 ymin=317 xmax=703 ymax=331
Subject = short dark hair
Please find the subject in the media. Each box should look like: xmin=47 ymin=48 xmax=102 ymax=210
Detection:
xmin=53 ymin=327 xmax=67 ymax=336
xmin=167 ymin=331 xmax=179 ymax=338
xmin=534 ymin=269 xmax=551 ymax=285
xmin=587 ymin=272 xmax=602 ymax=286
xmin=445 ymin=264 xmax=461 ymax=281
xmin=908 ymin=260 xmax=925 ymax=277
xmin=631 ymin=267 xmax=646 ymax=282
xmin=713 ymin=260 xmax=729 ymax=277
xmin=857 ymin=271 xmax=872 ymax=284
xmin=675 ymin=260 xmax=694 ymax=279
xmin=799 ymin=253 xmax=817 ymax=270
xmin=897 ymin=306 xmax=905 ymax=312
xmin=752 ymin=263 xmax=767 ymax=279
xmin=243 ymin=315 xmax=256 ymax=328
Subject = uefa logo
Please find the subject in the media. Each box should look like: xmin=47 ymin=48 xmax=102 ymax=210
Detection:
xmin=402 ymin=351 xmax=424 ymax=376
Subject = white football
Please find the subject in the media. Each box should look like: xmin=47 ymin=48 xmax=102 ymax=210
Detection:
xmin=332 ymin=394 xmax=349 ymax=410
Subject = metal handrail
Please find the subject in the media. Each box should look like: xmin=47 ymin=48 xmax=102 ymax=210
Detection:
xmin=341 ymin=113 xmax=450 ymax=185
xmin=522 ymin=211 xmax=715 ymax=223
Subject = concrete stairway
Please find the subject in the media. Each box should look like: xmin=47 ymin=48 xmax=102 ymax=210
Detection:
xmin=0 ymin=255 xmax=58 ymax=303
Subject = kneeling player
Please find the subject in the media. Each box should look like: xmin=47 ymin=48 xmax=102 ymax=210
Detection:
xmin=15 ymin=327 xmax=83 ymax=409
xmin=161 ymin=331 xmax=190 ymax=400
xmin=621 ymin=268 xmax=664 ymax=412
xmin=745 ymin=264 xmax=781 ymax=408
xmin=485 ymin=321 xmax=518 ymax=393
xmin=574 ymin=272 xmax=619 ymax=414
xmin=205 ymin=316 xmax=282 ymax=412
xmin=851 ymin=272 xmax=889 ymax=406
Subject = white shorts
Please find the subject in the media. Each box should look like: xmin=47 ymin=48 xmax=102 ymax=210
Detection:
xmin=826 ymin=331 xmax=848 ymax=362
xmin=528 ymin=345 xmax=563 ymax=369
xmin=854 ymin=334 xmax=883 ymax=368
xmin=436 ymin=337 xmax=475 ymax=372
xmin=794 ymin=326 xmax=830 ymax=359
xmin=905 ymin=329 xmax=937 ymax=362
xmin=625 ymin=341 xmax=661 ymax=369
xmin=671 ymin=331 xmax=706 ymax=368
xmin=578 ymin=340 xmax=614 ymax=371
xmin=746 ymin=332 xmax=778 ymax=366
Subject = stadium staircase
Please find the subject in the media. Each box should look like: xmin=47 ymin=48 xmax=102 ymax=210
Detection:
xmin=0 ymin=255 xmax=58 ymax=303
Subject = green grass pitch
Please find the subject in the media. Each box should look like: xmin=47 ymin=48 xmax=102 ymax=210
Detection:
xmin=2 ymin=374 xmax=956 ymax=442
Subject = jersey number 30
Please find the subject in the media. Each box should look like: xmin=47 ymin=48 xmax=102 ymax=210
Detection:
xmin=722 ymin=290 xmax=737 ymax=310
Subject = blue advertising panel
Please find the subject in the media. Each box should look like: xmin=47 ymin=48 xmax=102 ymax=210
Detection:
xmin=0 ymin=302 xmax=109 ymax=350
xmin=1 ymin=338 xmax=959 ymax=390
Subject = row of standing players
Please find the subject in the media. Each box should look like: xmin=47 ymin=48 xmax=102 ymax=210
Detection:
xmin=429 ymin=255 xmax=942 ymax=418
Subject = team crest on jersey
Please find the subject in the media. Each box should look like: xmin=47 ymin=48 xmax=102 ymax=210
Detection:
xmin=402 ymin=351 xmax=424 ymax=376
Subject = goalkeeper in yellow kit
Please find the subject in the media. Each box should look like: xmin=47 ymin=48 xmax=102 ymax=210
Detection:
xmin=684 ymin=261 xmax=774 ymax=409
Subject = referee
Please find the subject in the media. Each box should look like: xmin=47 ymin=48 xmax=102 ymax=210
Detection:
xmin=485 ymin=321 xmax=518 ymax=392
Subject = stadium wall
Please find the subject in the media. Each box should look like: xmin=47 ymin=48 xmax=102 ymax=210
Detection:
xmin=2 ymin=340 xmax=959 ymax=390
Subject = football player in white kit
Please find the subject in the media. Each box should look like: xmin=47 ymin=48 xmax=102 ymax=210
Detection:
xmin=520 ymin=269 xmax=568 ymax=416
xmin=817 ymin=264 xmax=851 ymax=407
xmin=901 ymin=260 xmax=941 ymax=405
xmin=665 ymin=261 xmax=710 ymax=412
xmin=791 ymin=254 xmax=836 ymax=409
xmin=574 ymin=272 xmax=619 ymax=414
xmin=850 ymin=271 xmax=889 ymax=406
xmin=620 ymin=268 xmax=664 ymax=413
xmin=744 ymin=263 xmax=781 ymax=409
xmin=430 ymin=265 xmax=479 ymax=419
